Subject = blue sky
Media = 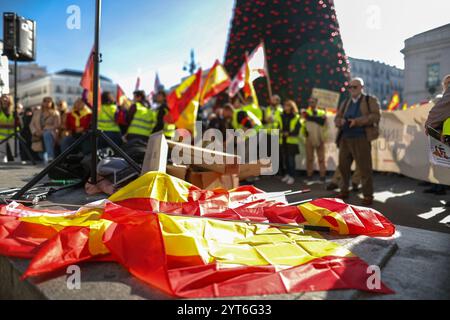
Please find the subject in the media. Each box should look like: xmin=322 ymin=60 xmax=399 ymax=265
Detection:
xmin=1 ymin=0 xmax=449 ymax=96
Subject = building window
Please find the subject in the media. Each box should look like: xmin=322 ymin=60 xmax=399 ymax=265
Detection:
xmin=55 ymin=85 xmax=63 ymax=94
xmin=426 ymin=63 xmax=440 ymax=90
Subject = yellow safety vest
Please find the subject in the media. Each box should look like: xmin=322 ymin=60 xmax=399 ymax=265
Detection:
xmin=0 ymin=110 xmax=14 ymax=141
xmin=264 ymin=105 xmax=283 ymax=134
xmin=232 ymin=108 xmax=263 ymax=132
xmin=242 ymin=103 xmax=263 ymax=122
xmin=301 ymin=107 xmax=327 ymax=137
xmin=279 ymin=114 xmax=301 ymax=145
xmin=127 ymin=102 xmax=156 ymax=137
xmin=163 ymin=119 xmax=176 ymax=139
xmin=98 ymin=104 xmax=120 ymax=133
xmin=443 ymin=118 xmax=450 ymax=136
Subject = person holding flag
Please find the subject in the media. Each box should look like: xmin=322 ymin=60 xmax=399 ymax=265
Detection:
xmin=125 ymin=90 xmax=156 ymax=143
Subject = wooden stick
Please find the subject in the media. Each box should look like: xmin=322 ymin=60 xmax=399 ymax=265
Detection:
xmin=261 ymin=41 xmax=273 ymax=100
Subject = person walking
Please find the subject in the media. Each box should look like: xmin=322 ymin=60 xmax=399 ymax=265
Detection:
xmin=335 ymin=78 xmax=381 ymax=206
xmin=278 ymin=100 xmax=301 ymax=186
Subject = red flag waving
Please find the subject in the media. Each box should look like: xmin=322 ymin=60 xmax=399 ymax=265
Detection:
xmin=80 ymin=48 xmax=101 ymax=108
xmin=116 ymin=84 xmax=125 ymax=105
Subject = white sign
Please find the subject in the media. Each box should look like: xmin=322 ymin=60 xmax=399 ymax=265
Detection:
xmin=311 ymin=88 xmax=340 ymax=110
xmin=0 ymin=55 xmax=9 ymax=95
xmin=429 ymin=136 xmax=450 ymax=168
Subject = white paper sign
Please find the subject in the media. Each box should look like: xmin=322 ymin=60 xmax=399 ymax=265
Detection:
xmin=429 ymin=136 xmax=450 ymax=168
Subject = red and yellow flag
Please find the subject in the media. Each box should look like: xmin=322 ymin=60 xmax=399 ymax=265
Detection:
xmin=116 ymin=84 xmax=127 ymax=106
xmin=165 ymin=69 xmax=202 ymax=134
xmin=200 ymin=60 xmax=230 ymax=105
xmin=80 ymin=48 xmax=101 ymax=108
xmin=387 ymin=92 xmax=400 ymax=111
xmin=0 ymin=172 xmax=395 ymax=297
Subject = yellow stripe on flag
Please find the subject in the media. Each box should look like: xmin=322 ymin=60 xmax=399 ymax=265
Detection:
xmin=19 ymin=210 xmax=112 ymax=256
xmin=158 ymin=213 xmax=353 ymax=268
xmin=299 ymin=202 xmax=350 ymax=235
xmin=108 ymin=172 xmax=193 ymax=203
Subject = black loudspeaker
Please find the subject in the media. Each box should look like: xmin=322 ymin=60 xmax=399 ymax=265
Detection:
xmin=2 ymin=12 xmax=36 ymax=62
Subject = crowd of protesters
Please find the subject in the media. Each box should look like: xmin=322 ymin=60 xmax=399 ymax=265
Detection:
xmin=1 ymin=74 xmax=449 ymax=207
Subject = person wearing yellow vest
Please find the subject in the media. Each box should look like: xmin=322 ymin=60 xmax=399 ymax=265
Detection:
xmin=224 ymin=98 xmax=262 ymax=133
xmin=153 ymin=90 xmax=176 ymax=139
xmin=126 ymin=90 xmax=156 ymax=143
xmin=443 ymin=118 xmax=450 ymax=144
xmin=0 ymin=94 xmax=15 ymax=163
xmin=425 ymin=75 xmax=450 ymax=203
xmin=263 ymin=95 xmax=283 ymax=133
xmin=277 ymin=100 xmax=301 ymax=185
xmin=60 ymin=98 xmax=92 ymax=154
xmin=242 ymin=95 xmax=263 ymax=122
xmin=98 ymin=91 xmax=122 ymax=147
xmin=302 ymin=97 xmax=327 ymax=182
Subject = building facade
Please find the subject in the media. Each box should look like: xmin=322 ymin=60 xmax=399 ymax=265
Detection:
xmin=402 ymin=23 xmax=450 ymax=105
xmin=11 ymin=69 xmax=116 ymax=108
xmin=349 ymin=57 xmax=404 ymax=108
xmin=8 ymin=63 xmax=47 ymax=85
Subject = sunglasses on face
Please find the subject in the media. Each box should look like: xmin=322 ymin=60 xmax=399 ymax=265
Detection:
xmin=348 ymin=85 xmax=360 ymax=89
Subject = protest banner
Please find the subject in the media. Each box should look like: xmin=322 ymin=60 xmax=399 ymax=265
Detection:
xmin=296 ymin=103 xmax=450 ymax=185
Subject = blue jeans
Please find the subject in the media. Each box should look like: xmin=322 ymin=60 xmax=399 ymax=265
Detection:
xmin=41 ymin=130 xmax=55 ymax=161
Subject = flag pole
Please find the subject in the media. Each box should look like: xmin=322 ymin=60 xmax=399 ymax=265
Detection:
xmin=261 ymin=41 xmax=273 ymax=101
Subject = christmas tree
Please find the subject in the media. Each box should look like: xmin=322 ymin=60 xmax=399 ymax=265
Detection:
xmin=224 ymin=0 xmax=350 ymax=107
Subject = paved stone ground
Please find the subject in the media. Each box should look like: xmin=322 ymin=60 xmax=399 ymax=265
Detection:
xmin=0 ymin=162 xmax=449 ymax=299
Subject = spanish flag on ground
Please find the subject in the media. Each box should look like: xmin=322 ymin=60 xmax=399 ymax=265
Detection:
xmin=0 ymin=172 xmax=394 ymax=297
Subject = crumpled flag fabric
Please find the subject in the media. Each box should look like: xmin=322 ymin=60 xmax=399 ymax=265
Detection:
xmin=102 ymin=202 xmax=393 ymax=297
xmin=0 ymin=172 xmax=395 ymax=297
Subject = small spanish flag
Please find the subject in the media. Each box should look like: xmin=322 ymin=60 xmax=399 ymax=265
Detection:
xmin=200 ymin=60 xmax=230 ymax=105
xmin=387 ymin=92 xmax=400 ymax=111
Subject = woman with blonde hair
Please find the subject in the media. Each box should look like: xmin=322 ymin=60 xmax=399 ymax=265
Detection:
xmin=277 ymin=99 xmax=302 ymax=185
xmin=30 ymin=97 xmax=61 ymax=163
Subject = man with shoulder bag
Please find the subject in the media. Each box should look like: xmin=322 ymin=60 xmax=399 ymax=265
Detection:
xmin=334 ymin=78 xmax=381 ymax=206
